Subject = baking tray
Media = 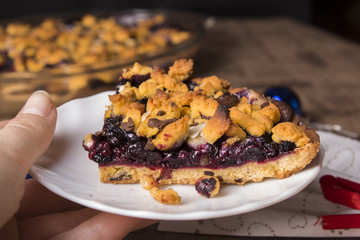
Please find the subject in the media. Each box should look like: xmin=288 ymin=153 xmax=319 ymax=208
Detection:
xmin=0 ymin=9 xmax=214 ymax=118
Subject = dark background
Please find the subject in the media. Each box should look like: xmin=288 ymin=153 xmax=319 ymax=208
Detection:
xmin=1 ymin=0 xmax=360 ymax=43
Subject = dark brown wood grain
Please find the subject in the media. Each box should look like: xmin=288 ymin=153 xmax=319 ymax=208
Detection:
xmin=194 ymin=17 xmax=360 ymax=134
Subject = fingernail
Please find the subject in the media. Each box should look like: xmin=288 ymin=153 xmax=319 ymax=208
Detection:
xmin=22 ymin=90 xmax=53 ymax=117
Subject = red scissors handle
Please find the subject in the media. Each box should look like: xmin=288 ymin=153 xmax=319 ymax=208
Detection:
xmin=319 ymin=175 xmax=360 ymax=229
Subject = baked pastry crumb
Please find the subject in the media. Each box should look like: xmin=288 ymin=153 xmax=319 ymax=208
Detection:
xmin=141 ymin=174 xmax=181 ymax=204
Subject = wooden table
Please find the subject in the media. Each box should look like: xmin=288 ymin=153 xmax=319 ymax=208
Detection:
xmin=124 ymin=17 xmax=360 ymax=240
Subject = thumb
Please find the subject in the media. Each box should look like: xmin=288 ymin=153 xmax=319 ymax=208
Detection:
xmin=1 ymin=90 xmax=57 ymax=175
xmin=0 ymin=91 xmax=57 ymax=227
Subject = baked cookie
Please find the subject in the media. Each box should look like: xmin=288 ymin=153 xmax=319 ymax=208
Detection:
xmin=83 ymin=59 xmax=320 ymax=203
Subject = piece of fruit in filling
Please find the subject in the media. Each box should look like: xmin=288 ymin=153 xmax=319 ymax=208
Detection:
xmin=195 ymin=174 xmax=221 ymax=198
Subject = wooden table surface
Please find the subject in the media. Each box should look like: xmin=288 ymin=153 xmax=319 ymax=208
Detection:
xmin=124 ymin=17 xmax=360 ymax=240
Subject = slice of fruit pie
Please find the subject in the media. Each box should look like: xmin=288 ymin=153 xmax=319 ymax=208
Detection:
xmin=83 ymin=59 xmax=320 ymax=204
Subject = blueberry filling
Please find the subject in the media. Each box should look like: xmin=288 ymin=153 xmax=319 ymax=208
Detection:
xmin=83 ymin=117 xmax=297 ymax=168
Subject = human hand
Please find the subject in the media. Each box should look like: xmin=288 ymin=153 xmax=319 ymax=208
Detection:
xmin=0 ymin=91 xmax=156 ymax=239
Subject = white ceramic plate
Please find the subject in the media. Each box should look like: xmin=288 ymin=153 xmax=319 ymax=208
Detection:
xmin=30 ymin=91 xmax=324 ymax=221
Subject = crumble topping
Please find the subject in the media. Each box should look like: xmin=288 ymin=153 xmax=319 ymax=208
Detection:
xmin=271 ymin=122 xmax=310 ymax=147
xmin=0 ymin=14 xmax=191 ymax=72
xmin=122 ymin=62 xmax=153 ymax=79
xmin=152 ymin=115 xmax=190 ymax=150
xmin=202 ymin=105 xmax=231 ymax=144
xmin=168 ymin=58 xmax=194 ymax=81
xmin=102 ymin=59 xmax=310 ymax=151
xmin=194 ymin=75 xmax=229 ymax=96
